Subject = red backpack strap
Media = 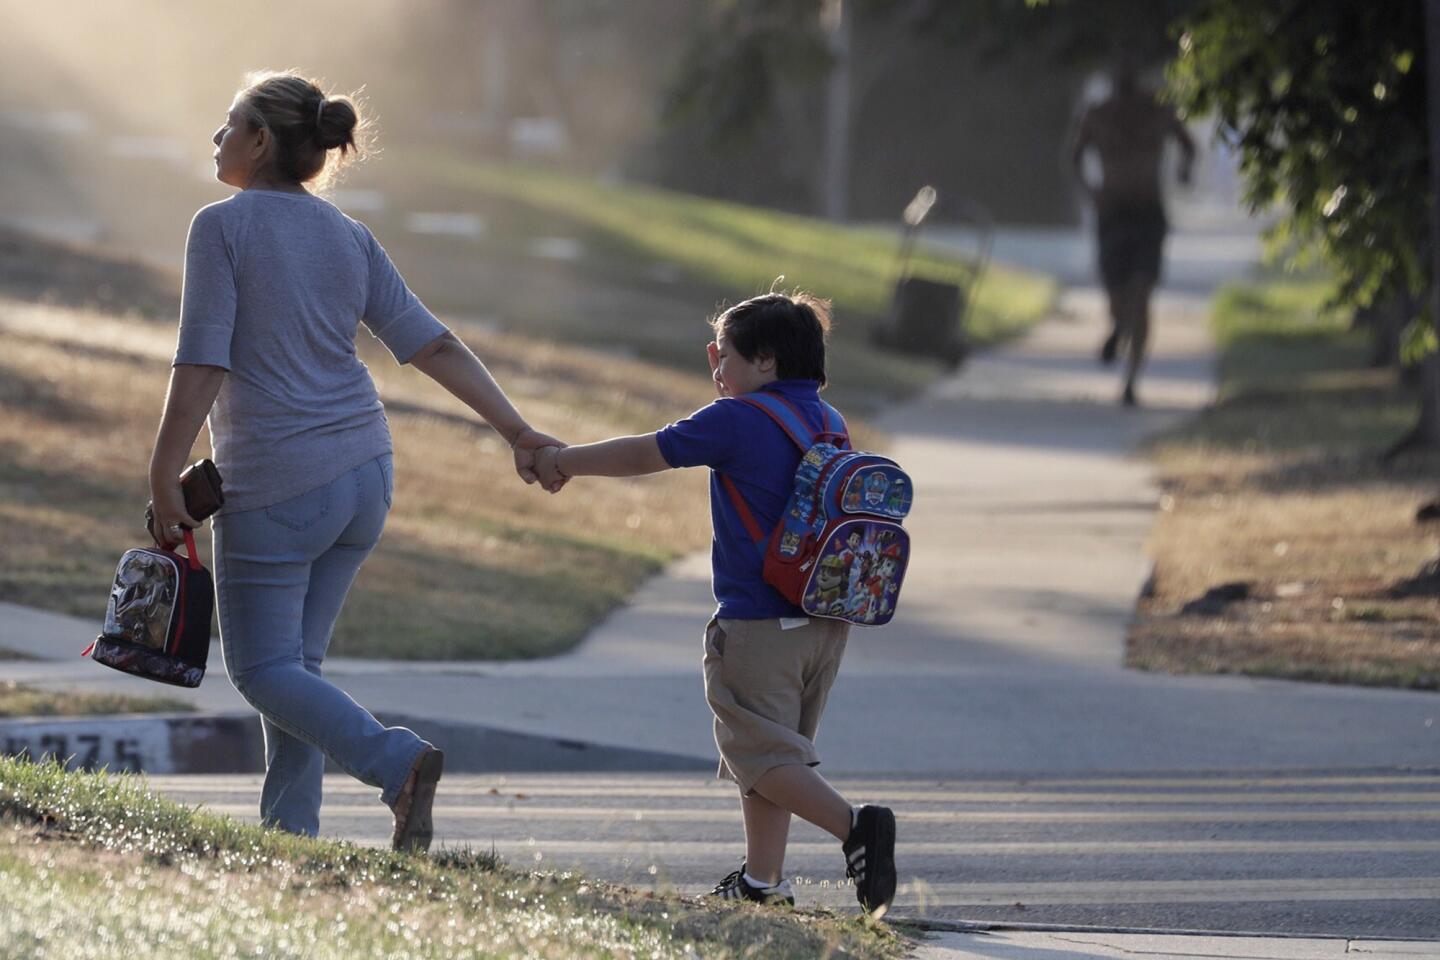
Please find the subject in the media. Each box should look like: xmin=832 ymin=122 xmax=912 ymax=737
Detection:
xmin=179 ymin=529 xmax=202 ymax=571
xmin=739 ymin=394 xmax=812 ymax=451
xmin=719 ymin=474 xmax=767 ymax=545
xmin=818 ymin=400 xmax=850 ymax=449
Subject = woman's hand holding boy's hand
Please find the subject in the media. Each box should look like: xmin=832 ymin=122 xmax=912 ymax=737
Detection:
xmin=532 ymin=445 xmax=568 ymax=494
xmin=511 ymin=427 xmax=565 ymax=486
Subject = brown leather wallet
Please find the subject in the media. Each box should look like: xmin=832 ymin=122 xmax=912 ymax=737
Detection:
xmin=179 ymin=459 xmax=225 ymax=522
xmin=144 ymin=459 xmax=224 ymax=545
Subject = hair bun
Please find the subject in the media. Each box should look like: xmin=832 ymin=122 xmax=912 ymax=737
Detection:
xmin=236 ymin=71 xmax=367 ymax=185
xmin=315 ymin=96 xmax=358 ymax=152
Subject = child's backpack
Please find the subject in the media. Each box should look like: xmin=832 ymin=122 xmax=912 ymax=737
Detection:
xmin=83 ymin=528 xmax=214 ymax=687
xmin=720 ymin=392 xmax=913 ymax=626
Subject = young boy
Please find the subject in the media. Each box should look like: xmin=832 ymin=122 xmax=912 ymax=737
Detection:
xmin=532 ymin=292 xmax=897 ymax=916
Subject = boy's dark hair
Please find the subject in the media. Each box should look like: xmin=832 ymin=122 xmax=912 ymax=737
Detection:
xmin=710 ymin=292 xmax=832 ymax=386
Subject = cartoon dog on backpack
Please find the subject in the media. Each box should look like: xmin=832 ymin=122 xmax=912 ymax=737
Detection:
xmin=852 ymin=539 xmax=904 ymax=623
xmin=806 ymin=553 xmax=850 ymax=615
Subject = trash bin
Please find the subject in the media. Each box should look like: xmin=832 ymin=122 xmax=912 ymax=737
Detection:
xmin=871 ymin=186 xmax=992 ymax=371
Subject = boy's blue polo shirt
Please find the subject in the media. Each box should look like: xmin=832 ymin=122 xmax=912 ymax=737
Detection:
xmin=654 ymin=379 xmax=846 ymax=621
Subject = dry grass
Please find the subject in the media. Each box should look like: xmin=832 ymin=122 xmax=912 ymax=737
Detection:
xmin=0 ymin=228 xmax=179 ymax=320
xmin=0 ymin=681 xmax=192 ymax=717
xmin=0 ymin=225 xmax=905 ymax=661
xmin=0 ymin=292 xmax=721 ymax=660
xmin=1131 ymin=282 xmax=1440 ymax=690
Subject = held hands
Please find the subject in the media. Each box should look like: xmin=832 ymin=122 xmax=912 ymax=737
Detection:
xmin=510 ymin=426 xmax=569 ymax=494
xmin=532 ymin=445 xmax=568 ymax=493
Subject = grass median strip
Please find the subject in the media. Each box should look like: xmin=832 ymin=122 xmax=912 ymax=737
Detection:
xmin=1132 ymin=279 xmax=1440 ymax=690
xmin=0 ymin=757 xmax=901 ymax=960
xmin=0 ymin=681 xmax=192 ymax=717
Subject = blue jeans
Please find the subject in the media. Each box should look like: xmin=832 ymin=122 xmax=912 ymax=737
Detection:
xmin=213 ymin=453 xmax=428 ymax=836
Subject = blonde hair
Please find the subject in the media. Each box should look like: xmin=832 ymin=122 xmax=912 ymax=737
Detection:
xmin=233 ymin=70 xmax=368 ymax=189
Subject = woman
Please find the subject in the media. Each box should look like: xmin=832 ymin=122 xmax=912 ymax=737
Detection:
xmin=148 ymin=71 xmax=557 ymax=850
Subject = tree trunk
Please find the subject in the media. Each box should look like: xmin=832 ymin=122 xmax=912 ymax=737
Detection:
xmin=1418 ymin=353 xmax=1440 ymax=444
xmin=1356 ymin=295 xmax=1411 ymax=371
xmin=1404 ymin=0 xmax=1440 ymax=454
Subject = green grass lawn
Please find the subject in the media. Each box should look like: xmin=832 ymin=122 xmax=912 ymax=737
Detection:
xmin=0 ymin=757 xmax=902 ymax=959
xmin=1132 ymin=278 xmax=1440 ymax=689
xmin=1166 ymin=280 xmax=1421 ymax=451
xmin=1212 ymin=280 xmax=1371 ymax=392
xmin=417 ymin=154 xmax=1051 ymax=335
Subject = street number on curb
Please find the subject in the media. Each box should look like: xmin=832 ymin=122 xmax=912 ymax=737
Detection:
xmin=3 ymin=734 xmax=148 ymax=772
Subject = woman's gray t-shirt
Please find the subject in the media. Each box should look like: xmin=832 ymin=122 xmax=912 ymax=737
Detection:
xmin=173 ymin=189 xmax=447 ymax=514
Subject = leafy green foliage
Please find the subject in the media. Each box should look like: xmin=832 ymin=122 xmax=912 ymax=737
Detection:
xmin=662 ymin=0 xmax=831 ymax=143
xmin=1170 ymin=1 xmax=1430 ymax=319
xmin=956 ymin=0 xmax=1197 ymax=67
xmin=664 ymin=0 xmax=1196 ymax=145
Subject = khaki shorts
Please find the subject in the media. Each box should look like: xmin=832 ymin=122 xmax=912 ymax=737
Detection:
xmin=702 ymin=616 xmax=849 ymax=795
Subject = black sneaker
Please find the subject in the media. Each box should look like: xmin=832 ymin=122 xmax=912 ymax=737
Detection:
xmin=709 ymin=865 xmax=796 ymax=906
xmin=843 ymin=805 xmax=897 ymax=917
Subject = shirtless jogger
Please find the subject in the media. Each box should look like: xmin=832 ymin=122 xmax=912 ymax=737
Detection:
xmin=1071 ymin=66 xmax=1196 ymax=407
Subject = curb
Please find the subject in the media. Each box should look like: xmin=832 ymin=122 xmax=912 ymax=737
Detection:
xmin=0 ymin=711 xmax=711 ymax=775
xmin=0 ymin=712 xmax=262 ymax=774
xmin=389 ymin=714 xmax=712 ymax=774
xmin=893 ymin=917 xmax=1436 ymax=944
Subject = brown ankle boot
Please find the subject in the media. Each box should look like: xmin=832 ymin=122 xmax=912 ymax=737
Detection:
xmin=390 ymin=747 xmax=444 ymax=853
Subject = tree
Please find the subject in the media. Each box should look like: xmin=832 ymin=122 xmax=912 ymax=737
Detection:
xmin=662 ymin=0 xmax=1194 ymax=219
xmin=665 ymin=0 xmax=1440 ymax=452
xmin=1169 ymin=0 xmax=1440 ymax=453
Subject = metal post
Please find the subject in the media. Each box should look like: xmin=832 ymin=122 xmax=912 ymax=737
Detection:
xmin=821 ymin=0 xmax=852 ymax=221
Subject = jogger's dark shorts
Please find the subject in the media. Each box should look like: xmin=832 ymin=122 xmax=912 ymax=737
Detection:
xmin=1098 ymin=200 xmax=1167 ymax=291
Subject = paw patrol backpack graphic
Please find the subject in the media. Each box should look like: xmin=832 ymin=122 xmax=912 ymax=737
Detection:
xmin=720 ymin=391 xmax=913 ymax=626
